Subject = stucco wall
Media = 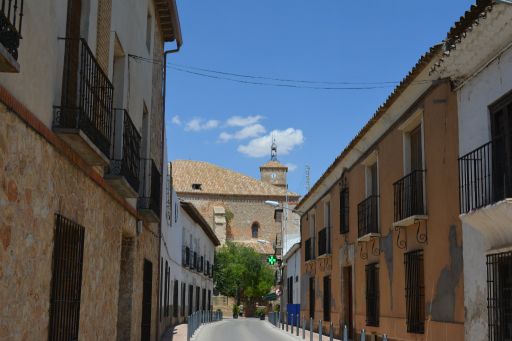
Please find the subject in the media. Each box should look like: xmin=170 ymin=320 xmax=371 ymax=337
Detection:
xmin=300 ymin=82 xmax=464 ymax=340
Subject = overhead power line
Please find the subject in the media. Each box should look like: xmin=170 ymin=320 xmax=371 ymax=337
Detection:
xmin=128 ymin=54 xmax=433 ymax=91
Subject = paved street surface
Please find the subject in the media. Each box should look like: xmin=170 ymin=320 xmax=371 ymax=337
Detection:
xmin=193 ymin=318 xmax=299 ymax=341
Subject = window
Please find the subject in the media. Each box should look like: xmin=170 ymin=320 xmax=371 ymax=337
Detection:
xmin=287 ymin=277 xmax=294 ymax=304
xmin=141 ymin=260 xmax=153 ymax=341
xmin=309 ymin=213 xmax=316 ymax=259
xmin=164 ymin=261 xmax=169 ymax=317
xmin=192 ymin=183 xmax=202 ymax=190
xmin=404 ymin=250 xmax=425 ymax=334
xmin=181 ymin=283 xmax=186 ymax=317
xmin=359 ymin=157 xmax=380 ymax=237
xmin=487 ymin=251 xmax=512 ymax=341
xmin=490 ymin=95 xmax=512 ymax=202
xmin=323 ymin=276 xmax=331 ymax=321
xmin=324 ymin=201 xmax=332 ymax=253
xmin=202 ymin=288 xmax=207 ymax=311
xmin=173 ymin=281 xmax=179 ymax=318
xmin=365 ymin=263 xmax=379 ymax=327
xmin=251 ymin=222 xmax=259 ymax=238
xmin=309 ymin=277 xmax=315 ymax=319
xmin=340 ymin=177 xmax=349 ymax=234
xmin=188 ymin=284 xmax=193 ymax=315
xmin=146 ymin=11 xmax=152 ymax=51
xmin=208 ymin=290 xmax=212 ymax=311
xmin=195 ymin=286 xmax=200 ymax=312
xmin=48 ymin=214 xmax=85 ymax=341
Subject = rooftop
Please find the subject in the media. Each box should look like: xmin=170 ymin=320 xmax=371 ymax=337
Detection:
xmin=260 ymin=160 xmax=288 ymax=169
xmin=172 ymin=160 xmax=299 ymax=199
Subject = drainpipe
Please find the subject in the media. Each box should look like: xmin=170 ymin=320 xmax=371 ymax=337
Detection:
xmin=157 ymin=43 xmax=181 ymax=340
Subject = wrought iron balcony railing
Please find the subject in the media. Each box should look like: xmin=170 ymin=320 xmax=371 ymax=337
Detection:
xmin=53 ymin=38 xmax=114 ymax=160
xmin=358 ymin=195 xmax=379 ymax=238
xmin=393 ymin=170 xmax=426 ymax=222
xmin=459 ymin=136 xmax=512 ymax=213
xmin=304 ymin=238 xmax=312 ymax=261
xmin=137 ymin=158 xmax=162 ymax=220
xmin=317 ymin=227 xmax=331 ymax=256
xmin=105 ymin=109 xmax=141 ymax=195
xmin=0 ymin=0 xmax=24 ymax=61
xmin=182 ymin=246 xmax=190 ymax=267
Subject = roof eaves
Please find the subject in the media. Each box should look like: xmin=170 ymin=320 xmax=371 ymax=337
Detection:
xmin=296 ymin=44 xmax=442 ymax=211
xmin=181 ymin=201 xmax=220 ymax=246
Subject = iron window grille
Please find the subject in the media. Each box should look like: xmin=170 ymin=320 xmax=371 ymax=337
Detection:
xmin=205 ymin=261 xmax=210 ymax=276
xmin=53 ymin=38 xmax=114 ymax=159
xmin=183 ymin=246 xmax=190 ymax=267
xmin=202 ymin=288 xmax=206 ymax=311
xmin=140 ymin=259 xmax=153 ymax=341
xmin=487 ymin=251 xmax=512 ymax=341
xmin=48 ymin=214 xmax=85 ymax=341
xmin=106 ymin=109 xmax=141 ymax=192
xmin=393 ymin=170 xmax=426 ymax=221
xmin=309 ymin=277 xmax=315 ymax=319
xmin=404 ymin=250 xmax=425 ymax=334
xmin=318 ymin=227 xmax=331 ymax=256
xmin=358 ymin=195 xmax=379 ymax=238
xmin=365 ymin=263 xmax=379 ymax=327
xmin=173 ymin=281 xmax=179 ymax=318
xmin=137 ymin=158 xmax=162 ymax=217
xmin=181 ymin=283 xmax=186 ymax=317
xmin=340 ymin=185 xmax=349 ymax=234
xmin=323 ymin=276 xmax=331 ymax=322
xmin=195 ymin=286 xmax=200 ymax=311
xmin=0 ymin=0 xmax=24 ymax=61
xmin=305 ymin=238 xmax=312 ymax=261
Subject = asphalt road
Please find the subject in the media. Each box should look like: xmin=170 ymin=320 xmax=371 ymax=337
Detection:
xmin=194 ymin=318 xmax=298 ymax=341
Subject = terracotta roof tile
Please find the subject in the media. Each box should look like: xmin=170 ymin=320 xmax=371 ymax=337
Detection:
xmin=233 ymin=239 xmax=275 ymax=255
xmin=172 ymin=160 xmax=299 ymax=198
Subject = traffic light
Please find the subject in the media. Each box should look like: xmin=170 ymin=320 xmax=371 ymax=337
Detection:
xmin=267 ymin=255 xmax=277 ymax=265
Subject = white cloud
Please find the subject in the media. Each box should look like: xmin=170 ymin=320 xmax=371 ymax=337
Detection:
xmin=185 ymin=118 xmax=220 ymax=132
xmin=237 ymin=128 xmax=304 ymax=158
xmin=226 ymin=115 xmax=263 ymax=127
xmin=285 ymin=163 xmax=298 ymax=172
xmin=171 ymin=115 xmax=181 ymax=125
xmin=219 ymin=124 xmax=266 ymax=142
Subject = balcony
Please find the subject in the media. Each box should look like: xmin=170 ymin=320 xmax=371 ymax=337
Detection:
xmin=317 ymin=227 xmax=331 ymax=257
xmin=182 ymin=246 xmax=190 ymax=267
xmin=0 ymin=0 xmax=23 ymax=72
xmin=459 ymin=136 xmax=512 ymax=247
xmin=358 ymin=195 xmax=380 ymax=241
xmin=104 ymin=109 xmax=141 ymax=197
xmin=393 ymin=170 xmax=427 ymax=227
xmin=137 ymin=158 xmax=161 ymax=223
xmin=304 ymin=238 xmax=312 ymax=261
xmin=53 ymin=38 xmax=113 ymax=166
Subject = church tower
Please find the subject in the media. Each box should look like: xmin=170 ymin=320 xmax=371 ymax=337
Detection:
xmin=260 ymin=139 xmax=288 ymax=189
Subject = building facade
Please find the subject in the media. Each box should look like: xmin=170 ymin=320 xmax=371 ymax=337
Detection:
xmin=432 ymin=2 xmax=512 ymax=340
xmin=171 ymin=155 xmax=300 ymax=255
xmin=0 ymin=0 xmax=181 ymax=339
xmin=282 ymin=242 xmax=301 ymax=323
xmin=296 ymin=46 xmax=464 ymax=340
xmin=159 ymin=164 xmax=220 ymax=335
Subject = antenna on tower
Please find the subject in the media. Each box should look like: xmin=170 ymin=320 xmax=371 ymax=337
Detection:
xmin=270 ymin=136 xmax=278 ymax=161
xmin=305 ymin=165 xmax=311 ymax=192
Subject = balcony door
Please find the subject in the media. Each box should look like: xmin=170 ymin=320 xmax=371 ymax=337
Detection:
xmin=491 ymin=101 xmax=512 ymax=201
xmin=410 ymin=126 xmax=423 ymax=172
xmin=61 ymin=0 xmax=82 ymax=109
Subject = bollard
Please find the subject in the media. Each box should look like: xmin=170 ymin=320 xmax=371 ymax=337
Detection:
xmin=286 ymin=315 xmax=289 ymax=332
xmin=302 ymin=318 xmax=306 ymax=339
xmin=319 ymin=320 xmax=323 ymax=341
xmin=329 ymin=321 xmax=333 ymax=341
xmin=383 ymin=334 xmax=388 ymax=341
xmin=343 ymin=324 xmax=348 ymax=341
xmin=361 ymin=328 xmax=366 ymax=341
xmin=282 ymin=313 xmax=285 ymax=330
xmin=291 ymin=314 xmax=294 ymax=334
xmin=296 ymin=314 xmax=300 ymax=336
xmin=310 ymin=318 xmax=313 ymax=341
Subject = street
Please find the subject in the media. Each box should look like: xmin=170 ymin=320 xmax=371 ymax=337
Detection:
xmin=193 ymin=318 xmax=298 ymax=341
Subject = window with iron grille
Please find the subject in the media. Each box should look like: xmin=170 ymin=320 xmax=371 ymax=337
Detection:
xmin=287 ymin=277 xmax=294 ymax=304
xmin=181 ymin=283 xmax=186 ymax=317
xmin=487 ymin=251 xmax=512 ymax=341
xmin=164 ymin=261 xmax=169 ymax=317
xmin=208 ymin=290 xmax=211 ymax=311
xmin=202 ymin=288 xmax=206 ymax=310
xmin=173 ymin=280 xmax=179 ymax=318
xmin=365 ymin=263 xmax=379 ymax=327
xmin=340 ymin=185 xmax=349 ymax=234
xmin=48 ymin=214 xmax=85 ymax=341
xmin=404 ymin=250 xmax=425 ymax=334
xmin=141 ymin=259 xmax=153 ymax=341
xmin=323 ymin=275 xmax=331 ymax=321
xmin=309 ymin=277 xmax=315 ymax=319
xmin=195 ymin=286 xmax=200 ymax=311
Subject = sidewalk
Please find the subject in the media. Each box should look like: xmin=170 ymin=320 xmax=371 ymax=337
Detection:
xmin=161 ymin=323 xmax=188 ymax=341
xmin=267 ymin=320 xmax=345 ymax=341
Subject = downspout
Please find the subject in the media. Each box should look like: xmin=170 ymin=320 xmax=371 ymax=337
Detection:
xmin=158 ymin=44 xmax=181 ymax=340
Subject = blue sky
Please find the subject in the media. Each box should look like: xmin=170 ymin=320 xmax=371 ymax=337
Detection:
xmin=164 ymin=0 xmax=474 ymax=195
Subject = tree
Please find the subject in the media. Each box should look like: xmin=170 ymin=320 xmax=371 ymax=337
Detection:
xmin=214 ymin=242 xmax=274 ymax=314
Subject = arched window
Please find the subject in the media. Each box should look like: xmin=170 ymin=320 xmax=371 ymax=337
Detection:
xmin=251 ymin=222 xmax=259 ymax=238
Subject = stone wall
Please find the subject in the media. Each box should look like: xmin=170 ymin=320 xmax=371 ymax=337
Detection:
xmin=96 ymin=0 xmax=112 ymax=73
xmin=0 ymin=101 xmax=159 ymax=339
